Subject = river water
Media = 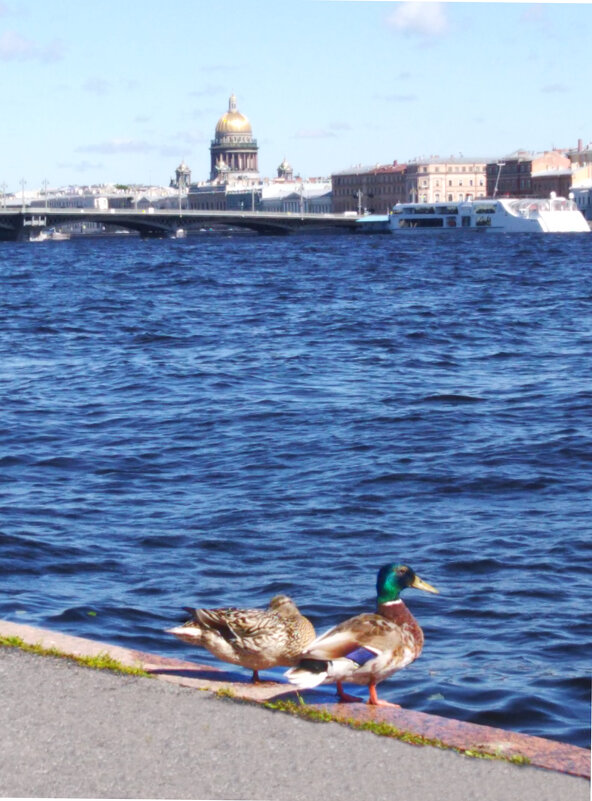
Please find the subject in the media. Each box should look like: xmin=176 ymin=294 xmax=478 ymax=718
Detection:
xmin=0 ymin=231 xmax=590 ymax=748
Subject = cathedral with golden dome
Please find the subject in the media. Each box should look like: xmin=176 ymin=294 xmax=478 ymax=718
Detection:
xmin=210 ymin=93 xmax=259 ymax=182
xmin=180 ymin=92 xmax=331 ymax=214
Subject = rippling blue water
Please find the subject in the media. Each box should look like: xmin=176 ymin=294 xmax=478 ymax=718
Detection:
xmin=1 ymin=232 xmax=590 ymax=748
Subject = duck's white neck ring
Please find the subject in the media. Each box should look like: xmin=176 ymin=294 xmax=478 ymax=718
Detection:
xmin=379 ymin=599 xmax=403 ymax=607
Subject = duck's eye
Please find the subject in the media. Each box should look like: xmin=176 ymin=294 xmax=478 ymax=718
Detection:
xmin=396 ymin=566 xmax=414 ymax=584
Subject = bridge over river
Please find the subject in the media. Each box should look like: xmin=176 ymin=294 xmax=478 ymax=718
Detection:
xmin=0 ymin=207 xmax=366 ymax=241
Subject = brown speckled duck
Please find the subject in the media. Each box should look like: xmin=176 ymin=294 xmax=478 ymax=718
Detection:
xmin=168 ymin=594 xmax=316 ymax=682
xmin=285 ymin=564 xmax=438 ymax=705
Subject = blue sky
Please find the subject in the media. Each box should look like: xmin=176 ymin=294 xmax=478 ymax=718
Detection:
xmin=0 ymin=0 xmax=589 ymax=192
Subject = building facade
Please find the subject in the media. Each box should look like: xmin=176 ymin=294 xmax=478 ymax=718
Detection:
xmin=485 ymin=150 xmax=571 ymax=197
xmin=567 ymin=141 xmax=592 ymax=220
xmin=331 ymin=163 xmax=407 ymax=214
xmin=405 ymin=158 xmax=488 ymax=203
xmin=331 ymin=158 xmax=488 ymax=212
xmin=259 ymin=178 xmax=332 ymax=213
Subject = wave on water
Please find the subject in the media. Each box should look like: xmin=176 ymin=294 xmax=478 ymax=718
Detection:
xmin=0 ymin=233 xmax=591 ymax=747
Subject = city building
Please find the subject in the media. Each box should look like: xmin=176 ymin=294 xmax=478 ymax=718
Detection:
xmin=405 ymin=157 xmax=488 ymax=203
xmin=260 ymin=174 xmax=332 ymax=213
xmin=566 ymin=140 xmax=592 ymax=220
xmin=331 ymin=163 xmax=407 ymax=214
xmin=331 ymin=158 xmax=488 ymax=212
xmin=485 ymin=150 xmax=571 ymax=197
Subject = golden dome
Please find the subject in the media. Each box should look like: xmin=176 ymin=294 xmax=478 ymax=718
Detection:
xmin=215 ymin=93 xmax=252 ymax=135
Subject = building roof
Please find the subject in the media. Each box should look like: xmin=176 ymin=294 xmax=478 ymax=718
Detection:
xmin=408 ymin=155 xmax=494 ymax=165
xmin=332 ymin=162 xmax=406 ymax=176
xmin=531 ymin=168 xmax=573 ymax=178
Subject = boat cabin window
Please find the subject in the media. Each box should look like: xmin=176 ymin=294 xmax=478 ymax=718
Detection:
xmin=474 ymin=204 xmax=497 ymax=214
xmin=436 ymin=205 xmax=458 ymax=215
xmin=398 ymin=218 xmax=444 ymax=228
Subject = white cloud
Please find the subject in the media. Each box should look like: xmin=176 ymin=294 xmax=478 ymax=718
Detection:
xmin=58 ymin=160 xmax=104 ymax=173
xmin=176 ymin=131 xmax=209 ymax=145
xmin=0 ymin=30 xmax=64 ymax=61
xmin=0 ymin=30 xmax=35 ymax=59
xmin=293 ymin=129 xmax=337 ymax=139
xmin=83 ymin=77 xmax=111 ymax=95
xmin=386 ymin=2 xmax=450 ymax=39
xmin=383 ymin=93 xmax=417 ymax=103
xmin=541 ymin=84 xmax=569 ymax=94
xmin=77 ymin=139 xmax=154 ymax=155
xmin=190 ymin=84 xmax=225 ymax=98
xmin=330 ymin=121 xmax=351 ymax=132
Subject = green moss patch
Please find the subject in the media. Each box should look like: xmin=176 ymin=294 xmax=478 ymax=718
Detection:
xmin=0 ymin=634 xmax=151 ymax=678
xmin=264 ymin=698 xmax=530 ymax=766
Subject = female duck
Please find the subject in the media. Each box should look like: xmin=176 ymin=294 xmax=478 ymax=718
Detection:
xmin=285 ymin=564 xmax=438 ymax=705
xmin=168 ymin=594 xmax=315 ymax=683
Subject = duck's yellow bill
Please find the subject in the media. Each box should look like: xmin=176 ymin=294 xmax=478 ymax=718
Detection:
xmin=411 ymin=575 xmax=439 ymax=594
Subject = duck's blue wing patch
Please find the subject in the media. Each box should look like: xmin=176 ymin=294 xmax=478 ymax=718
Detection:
xmin=345 ymin=646 xmax=377 ymax=666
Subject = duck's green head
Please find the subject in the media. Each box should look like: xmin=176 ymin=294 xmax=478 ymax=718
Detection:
xmin=376 ymin=564 xmax=439 ymax=604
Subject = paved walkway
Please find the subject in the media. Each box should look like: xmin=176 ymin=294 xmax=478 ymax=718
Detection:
xmin=0 ymin=623 xmax=589 ymax=800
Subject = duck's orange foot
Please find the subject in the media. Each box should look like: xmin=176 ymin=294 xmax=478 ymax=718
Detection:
xmin=368 ymin=684 xmax=401 ymax=707
xmin=368 ymin=698 xmax=401 ymax=707
xmin=336 ymin=681 xmax=363 ymax=703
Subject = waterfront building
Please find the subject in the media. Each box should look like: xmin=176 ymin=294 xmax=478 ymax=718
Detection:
xmin=531 ymin=168 xmax=573 ymax=199
xmin=570 ymin=185 xmax=592 ymax=220
xmin=485 ymin=150 xmax=571 ymax=197
xmin=210 ymin=93 xmax=259 ymax=182
xmin=28 ymin=184 xmax=180 ymax=212
xmin=405 ymin=157 xmax=488 ymax=204
xmin=259 ymin=176 xmax=332 ymax=213
xmin=331 ymin=163 xmax=407 ymax=214
xmin=566 ymin=139 xmax=592 ymax=170
xmin=566 ymin=140 xmax=592 ymax=220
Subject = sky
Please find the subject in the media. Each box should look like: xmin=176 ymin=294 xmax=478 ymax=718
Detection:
xmin=0 ymin=0 xmax=590 ymax=192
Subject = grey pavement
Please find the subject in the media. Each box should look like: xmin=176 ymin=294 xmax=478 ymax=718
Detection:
xmin=0 ymin=648 xmax=589 ymax=801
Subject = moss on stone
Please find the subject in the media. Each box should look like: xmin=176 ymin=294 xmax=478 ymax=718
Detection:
xmin=0 ymin=634 xmax=151 ymax=678
xmin=263 ymin=698 xmax=531 ymax=766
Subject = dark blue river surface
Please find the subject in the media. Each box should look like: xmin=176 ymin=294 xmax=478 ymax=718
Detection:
xmin=0 ymin=232 xmax=590 ymax=748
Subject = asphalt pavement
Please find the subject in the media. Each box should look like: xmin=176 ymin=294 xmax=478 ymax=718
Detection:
xmin=0 ymin=647 xmax=589 ymax=801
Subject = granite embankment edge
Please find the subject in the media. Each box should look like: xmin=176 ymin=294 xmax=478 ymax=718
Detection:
xmin=0 ymin=618 xmax=589 ymax=780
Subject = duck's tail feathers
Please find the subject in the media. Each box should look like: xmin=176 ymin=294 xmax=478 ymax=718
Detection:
xmin=285 ymin=658 xmax=330 ymax=689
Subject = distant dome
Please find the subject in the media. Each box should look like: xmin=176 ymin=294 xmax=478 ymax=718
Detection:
xmin=277 ymin=157 xmax=294 ymax=180
xmin=215 ymin=93 xmax=252 ymax=135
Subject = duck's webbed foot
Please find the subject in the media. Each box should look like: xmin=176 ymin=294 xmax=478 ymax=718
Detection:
xmin=336 ymin=680 xmax=364 ymax=703
xmin=368 ymin=683 xmax=400 ymax=707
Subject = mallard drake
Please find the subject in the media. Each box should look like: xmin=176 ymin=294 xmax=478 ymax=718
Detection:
xmin=168 ymin=594 xmax=316 ymax=683
xmin=285 ymin=564 xmax=438 ymax=706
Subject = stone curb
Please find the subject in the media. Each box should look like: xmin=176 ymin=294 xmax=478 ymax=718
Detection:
xmin=0 ymin=619 xmax=589 ymax=779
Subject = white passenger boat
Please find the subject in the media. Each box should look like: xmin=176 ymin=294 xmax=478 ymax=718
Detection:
xmin=387 ymin=195 xmax=590 ymax=234
xmin=30 ymin=228 xmax=71 ymax=242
